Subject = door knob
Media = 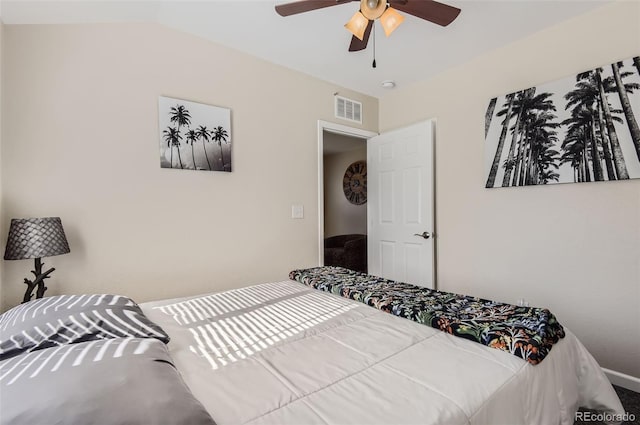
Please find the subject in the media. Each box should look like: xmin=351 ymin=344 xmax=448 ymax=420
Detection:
xmin=414 ymin=231 xmax=431 ymax=239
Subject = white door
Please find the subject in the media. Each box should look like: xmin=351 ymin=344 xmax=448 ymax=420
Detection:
xmin=367 ymin=120 xmax=435 ymax=288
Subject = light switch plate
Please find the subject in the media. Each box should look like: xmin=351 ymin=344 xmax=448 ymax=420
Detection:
xmin=291 ymin=205 xmax=304 ymax=219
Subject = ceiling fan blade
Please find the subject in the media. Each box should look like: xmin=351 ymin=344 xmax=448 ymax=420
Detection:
xmin=275 ymin=0 xmax=354 ymax=17
xmin=348 ymin=19 xmax=373 ymax=52
xmin=390 ymin=0 xmax=461 ymax=27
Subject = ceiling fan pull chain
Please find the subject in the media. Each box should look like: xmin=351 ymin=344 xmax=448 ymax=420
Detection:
xmin=372 ymin=23 xmax=377 ymax=68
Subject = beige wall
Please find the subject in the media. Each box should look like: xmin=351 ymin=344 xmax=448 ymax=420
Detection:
xmin=323 ymin=142 xmax=367 ymax=238
xmin=380 ymin=2 xmax=640 ymax=377
xmin=0 ymin=23 xmax=378 ymax=310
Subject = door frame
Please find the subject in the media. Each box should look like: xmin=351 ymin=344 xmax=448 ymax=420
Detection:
xmin=317 ymin=120 xmax=378 ymax=266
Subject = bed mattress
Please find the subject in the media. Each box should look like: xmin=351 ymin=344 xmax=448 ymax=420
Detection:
xmin=141 ymin=280 xmax=623 ymax=425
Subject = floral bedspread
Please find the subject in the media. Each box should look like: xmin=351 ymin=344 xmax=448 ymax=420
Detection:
xmin=289 ymin=266 xmax=565 ymax=365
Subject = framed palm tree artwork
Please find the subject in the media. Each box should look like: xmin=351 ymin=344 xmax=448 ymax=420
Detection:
xmin=484 ymin=56 xmax=640 ymax=188
xmin=159 ymin=96 xmax=232 ymax=172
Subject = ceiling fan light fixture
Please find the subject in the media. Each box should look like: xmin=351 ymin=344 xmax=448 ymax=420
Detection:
xmin=360 ymin=0 xmax=386 ymax=20
xmin=345 ymin=11 xmax=369 ymax=41
xmin=380 ymin=7 xmax=404 ymax=37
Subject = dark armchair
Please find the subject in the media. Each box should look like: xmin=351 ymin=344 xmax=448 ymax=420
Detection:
xmin=324 ymin=234 xmax=367 ymax=273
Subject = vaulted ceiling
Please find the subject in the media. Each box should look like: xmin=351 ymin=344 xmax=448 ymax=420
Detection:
xmin=1 ymin=0 xmax=609 ymax=97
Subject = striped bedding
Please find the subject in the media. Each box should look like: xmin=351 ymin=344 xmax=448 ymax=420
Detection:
xmin=0 ymin=294 xmax=169 ymax=360
xmin=0 ymin=294 xmax=215 ymax=425
xmin=0 ymin=338 xmax=215 ymax=424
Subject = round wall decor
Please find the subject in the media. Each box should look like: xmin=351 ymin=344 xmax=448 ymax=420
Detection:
xmin=343 ymin=160 xmax=367 ymax=205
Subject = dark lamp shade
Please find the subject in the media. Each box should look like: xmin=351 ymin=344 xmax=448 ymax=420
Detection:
xmin=4 ymin=217 xmax=70 ymax=261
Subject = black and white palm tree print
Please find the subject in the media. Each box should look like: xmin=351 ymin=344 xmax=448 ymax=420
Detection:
xmin=485 ymin=56 xmax=640 ymax=187
xmin=158 ymin=96 xmax=232 ymax=172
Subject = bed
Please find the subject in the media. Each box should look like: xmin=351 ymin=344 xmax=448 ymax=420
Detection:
xmin=0 ymin=267 xmax=625 ymax=425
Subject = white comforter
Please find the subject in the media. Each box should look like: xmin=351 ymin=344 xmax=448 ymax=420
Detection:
xmin=141 ymin=280 xmax=623 ymax=425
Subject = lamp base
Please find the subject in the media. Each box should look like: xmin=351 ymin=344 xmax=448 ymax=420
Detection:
xmin=22 ymin=257 xmax=55 ymax=304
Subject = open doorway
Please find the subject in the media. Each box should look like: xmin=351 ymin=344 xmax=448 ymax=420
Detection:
xmin=318 ymin=120 xmax=436 ymax=287
xmin=323 ymin=131 xmax=368 ymax=272
xmin=317 ymin=121 xmax=377 ymax=271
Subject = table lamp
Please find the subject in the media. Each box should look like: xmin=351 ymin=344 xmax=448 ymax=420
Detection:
xmin=3 ymin=217 xmax=70 ymax=303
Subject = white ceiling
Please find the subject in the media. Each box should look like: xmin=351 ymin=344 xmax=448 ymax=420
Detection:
xmin=1 ymin=0 xmax=610 ymax=98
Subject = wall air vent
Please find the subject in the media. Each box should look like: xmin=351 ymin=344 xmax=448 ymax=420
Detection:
xmin=335 ymin=96 xmax=362 ymax=124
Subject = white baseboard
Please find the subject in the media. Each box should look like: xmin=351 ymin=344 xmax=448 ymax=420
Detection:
xmin=602 ymin=367 xmax=640 ymax=393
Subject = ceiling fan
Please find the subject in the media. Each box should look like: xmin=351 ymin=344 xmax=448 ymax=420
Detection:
xmin=275 ymin=0 xmax=461 ymax=52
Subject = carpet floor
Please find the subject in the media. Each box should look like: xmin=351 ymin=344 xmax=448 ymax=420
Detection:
xmin=574 ymin=385 xmax=639 ymax=425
